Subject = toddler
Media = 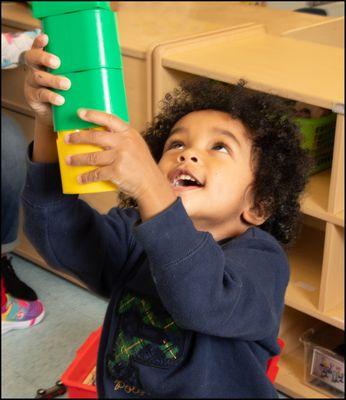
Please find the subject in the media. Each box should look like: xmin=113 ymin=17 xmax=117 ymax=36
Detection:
xmin=22 ymin=34 xmax=310 ymax=398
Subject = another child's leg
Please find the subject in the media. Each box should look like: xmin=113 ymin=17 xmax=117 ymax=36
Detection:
xmin=1 ymin=112 xmax=37 ymax=301
xmin=2 ymin=292 xmax=45 ymax=334
xmin=1 ymin=276 xmax=7 ymax=310
xmin=1 ymin=111 xmax=27 ymax=253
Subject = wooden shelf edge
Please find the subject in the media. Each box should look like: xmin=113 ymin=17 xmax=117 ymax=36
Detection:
xmin=275 ymin=372 xmax=330 ymax=399
xmin=301 ymin=207 xmax=344 ymax=227
xmin=335 ymin=210 xmax=344 ymax=224
xmin=162 ymin=59 xmax=339 ymax=111
xmin=285 ymin=298 xmax=344 ymax=330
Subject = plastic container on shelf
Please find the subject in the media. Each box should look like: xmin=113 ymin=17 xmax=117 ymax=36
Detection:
xmin=300 ymin=324 xmax=344 ymax=398
xmin=294 ymin=112 xmax=337 ymax=174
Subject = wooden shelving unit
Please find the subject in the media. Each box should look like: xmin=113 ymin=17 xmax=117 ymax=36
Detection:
xmin=1 ymin=3 xmax=344 ymax=398
xmin=276 ymin=306 xmax=333 ymax=399
xmin=301 ymin=170 xmax=340 ymax=226
xmin=150 ymin=20 xmax=344 ymax=398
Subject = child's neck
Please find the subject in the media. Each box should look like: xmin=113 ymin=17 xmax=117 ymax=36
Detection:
xmin=191 ymin=218 xmax=250 ymax=242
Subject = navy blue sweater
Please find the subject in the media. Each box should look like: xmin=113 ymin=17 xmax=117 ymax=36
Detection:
xmin=22 ymin=145 xmax=289 ymax=398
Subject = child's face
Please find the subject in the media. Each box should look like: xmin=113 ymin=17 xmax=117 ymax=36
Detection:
xmin=158 ymin=110 xmax=264 ymax=240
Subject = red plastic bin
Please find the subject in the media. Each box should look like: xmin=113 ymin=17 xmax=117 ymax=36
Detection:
xmin=267 ymin=338 xmax=285 ymax=384
xmin=61 ymin=327 xmax=284 ymax=398
xmin=61 ymin=326 xmax=102 ymax=398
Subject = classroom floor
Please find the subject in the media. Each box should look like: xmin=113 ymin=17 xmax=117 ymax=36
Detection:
xmin=2 ymin=254 xmax=289 ymax=398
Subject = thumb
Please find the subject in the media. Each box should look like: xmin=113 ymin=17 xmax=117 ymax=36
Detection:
xmin=77 ymin=108 xmax=129 ymax=133
xmin=32 ymin=33 xmax=48 ymax=50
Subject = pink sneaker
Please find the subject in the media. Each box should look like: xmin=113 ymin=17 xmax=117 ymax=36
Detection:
xmin=2 ymin=293 xmax=45 ymax=334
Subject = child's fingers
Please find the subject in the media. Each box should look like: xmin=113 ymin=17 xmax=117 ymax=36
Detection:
xmin=27 ymin=87 xmax=65 ymax=106
xmin=30 ymin=69 xmax=71 ymax=91
xmin=66 ymin=149 xmax=116 ymax=167
xmin=29 ymin=101 xmax=51 ymax=116
xmin=32 ymin=33 xmax=48 ymax=50
xmin=24 ymin=48 xmax=60 ymax=70
xmin=65 ymin=129 xmax=115 ymax=148
xmin=78 ymin=108 xmax=129 ymax=133
xmin=77 ymin=165 xmax=115 ymax=185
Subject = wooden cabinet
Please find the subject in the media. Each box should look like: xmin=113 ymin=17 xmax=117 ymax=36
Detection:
xmin=1 ymin=2 xmax=343 ymax=398
xmin=149 ymin=19 xmax=344 ymax=398
xmin=2 ymin=1 xmax=332 ymax=211
xmin=2 ymin=2 xmax=332 ymax=124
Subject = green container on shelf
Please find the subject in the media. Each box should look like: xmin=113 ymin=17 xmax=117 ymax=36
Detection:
xmin=42 ymin=9 xmax=122 ymax=74
xmin=294 ymin=113 xmax=337 ymax=174
xmin=30 ymin=1 xmax=111 ymax=18
xmin=52 ymin=68 xmax=129 ymax=132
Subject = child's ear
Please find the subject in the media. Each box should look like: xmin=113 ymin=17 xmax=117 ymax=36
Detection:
xmin=242 ymin=205 xmax=268 ymax=226
xmin=241 ymin=186 xmax=269 ymax=226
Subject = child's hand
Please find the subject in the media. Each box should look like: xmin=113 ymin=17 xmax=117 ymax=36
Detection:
xmin=23 ymin=33 xmax=71 ymax=127
xmin=65 ymin=109 xmax=176 ymax=209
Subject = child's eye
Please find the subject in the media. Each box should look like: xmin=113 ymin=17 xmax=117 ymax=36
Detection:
xmin=167 ymin=141 xmax=184 ymax=150
xmin=212 ymin=143 xmax=229 ymax=154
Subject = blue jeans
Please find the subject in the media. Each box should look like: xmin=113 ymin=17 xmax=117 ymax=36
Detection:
xmin=1 ymin=112 xmax=28 ymax=253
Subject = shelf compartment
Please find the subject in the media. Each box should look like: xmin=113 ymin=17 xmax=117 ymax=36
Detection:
xmin=281 ymin=17 xmax=344 ymax=48
xmin=335 ymin=210 xmax=344 ymax=226
xmin=327 ymin=114 xmax=344 ymax=219
xmin=301 ymin=170 xmax=331 ymax=223
xmin=276 ymin=306 xmax=343 ymax=398
xmin=319 ymin=223 xmax=345 ymax=314
xmin=285 ymin=221 xmax=344 ymax=329
xmin=285 ymin=223 xmax=324 ymax=312
xmin=323 ymin=303 xmax=345 ymax=329
xmin=161 ymin=28 xmax=344 ymax=110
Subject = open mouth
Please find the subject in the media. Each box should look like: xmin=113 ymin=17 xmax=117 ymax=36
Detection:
xmin=169 ymin=170 xmax=205 ymax=189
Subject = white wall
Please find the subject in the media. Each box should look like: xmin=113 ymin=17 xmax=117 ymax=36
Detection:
xmin=316 ymin=2 xmax=344 ymax=17
xmin=265 ymin=1 xmax=344 ymax=17
xmin=265 ymin=1 xmax=310 ymax=10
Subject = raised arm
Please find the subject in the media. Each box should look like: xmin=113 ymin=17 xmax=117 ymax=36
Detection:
xmin=22 ymin=34 xmax=143 ymax=297
xmin=22 ymin=145 xmax=143 ymax=297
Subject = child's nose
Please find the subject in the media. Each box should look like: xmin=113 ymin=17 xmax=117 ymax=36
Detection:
xmin=178 ymin=154 xmax=198 ymax=163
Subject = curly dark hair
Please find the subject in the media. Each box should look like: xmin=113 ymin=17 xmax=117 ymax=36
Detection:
xmin=120 ymin=77 xmax=312 ymax=245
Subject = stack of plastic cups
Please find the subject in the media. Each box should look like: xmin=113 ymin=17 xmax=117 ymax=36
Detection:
xmin=31 ymin=1 xmax=129 ymax=194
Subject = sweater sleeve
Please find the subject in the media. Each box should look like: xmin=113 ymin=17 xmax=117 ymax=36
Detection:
xmin=21 ymin=143 xmax=143 ymax=298
xmin=133 ymin=199 xmax=289 ymax=340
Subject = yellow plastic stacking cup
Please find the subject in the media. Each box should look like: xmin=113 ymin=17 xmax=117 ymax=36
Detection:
xmin=56 ymin=127 xmax=117 ymax=194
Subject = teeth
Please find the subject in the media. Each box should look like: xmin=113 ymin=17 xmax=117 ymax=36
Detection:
xmin=172 ymin=173 xmax=200 ymax=187
xmin=178 ymin=174 xmax=195 ymax=181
